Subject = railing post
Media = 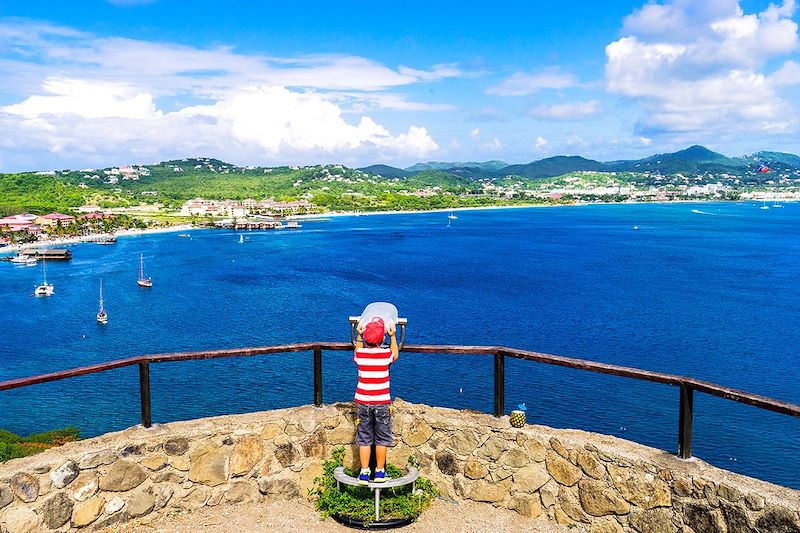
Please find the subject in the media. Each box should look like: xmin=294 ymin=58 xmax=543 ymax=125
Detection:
xmin=139 ymin=362 xmax=152 ymax=428
xmin=678 ymin=383 xmax=693 ymax=459
xmin=494 ymin=351 xmax=505 ymax=417
xmin=313 ymin=347 xmax=322 ymax=407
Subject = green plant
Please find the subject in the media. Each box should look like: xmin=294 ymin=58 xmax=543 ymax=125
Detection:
xmin=0 ymin=427 xmax=79 ymax=462
xmin=310 ymin=446 xmax=438 ymax=525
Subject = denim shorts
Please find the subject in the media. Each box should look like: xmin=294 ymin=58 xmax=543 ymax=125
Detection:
xmin=355 ymin=403 xmax=393 ymax=446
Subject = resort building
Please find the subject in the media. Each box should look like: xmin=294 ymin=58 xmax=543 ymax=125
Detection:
xmin=36 ymin=213 xmax=76 ymax=228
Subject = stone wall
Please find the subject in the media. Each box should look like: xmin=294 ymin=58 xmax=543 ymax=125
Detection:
xmin=0 ymin=399 xmax=798 ymax=532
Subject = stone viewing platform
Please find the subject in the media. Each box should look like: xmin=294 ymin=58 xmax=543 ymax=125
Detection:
xmin=0 ymin=399 xmax=798 ymax=532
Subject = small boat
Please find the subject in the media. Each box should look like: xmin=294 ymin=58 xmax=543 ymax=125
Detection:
xmin=178 ymin=233 xmax=191 ymax=238
xmin=97 ymin=279 xmax=108 ymax=324
xmin=96 ymin=236 xmax=117 ymax=245
xmin=633 ymin=225 xmax=639 ymax=230
xmin=34 ymin=259 xmax=54 ymax=296
xmin=137 ymin=253 xmax=152 ymax=288
xmin=286 ymin=221 xmax=302 ymax=229
xmin=447 ymin=210 xmax=458 ymax=220
xmin=772 ymin=203 xmax=784 ymax=208
xmin=239 ymin=234 xmax=244 ymax=244
xmin=10 ymin=254 xmax=37 ymax=265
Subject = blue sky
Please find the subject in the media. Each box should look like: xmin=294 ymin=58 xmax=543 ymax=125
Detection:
xmin=0 ymin=0 xmax=798 ymax=171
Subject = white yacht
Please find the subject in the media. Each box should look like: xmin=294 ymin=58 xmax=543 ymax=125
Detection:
xmin=34 ymin=260 xmax=54 ymax=296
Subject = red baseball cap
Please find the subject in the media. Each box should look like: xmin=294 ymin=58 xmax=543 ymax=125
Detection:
xmin=363 ymin=318 xmax=385 ymax=344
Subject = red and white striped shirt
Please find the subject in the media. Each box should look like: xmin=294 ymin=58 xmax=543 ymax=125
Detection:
xmin=353 ymin=346 xmax=394 ymax=404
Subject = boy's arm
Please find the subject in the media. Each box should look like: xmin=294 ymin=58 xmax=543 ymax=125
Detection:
xmin=354 ymin=330 xmax=363 ymax=359
xmin=388 ymin=328 xmax=399 ymax=362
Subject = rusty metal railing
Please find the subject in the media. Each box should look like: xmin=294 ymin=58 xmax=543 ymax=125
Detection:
xmin=1 ymin=342 xmax=798 ymax=460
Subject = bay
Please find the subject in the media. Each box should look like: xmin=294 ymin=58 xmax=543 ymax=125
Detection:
xmin=1 ymin=202 xmax=798 ymax=488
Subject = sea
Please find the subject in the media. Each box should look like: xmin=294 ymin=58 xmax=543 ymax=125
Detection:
xmin=0 ymin=202 xmax=798 ymax=489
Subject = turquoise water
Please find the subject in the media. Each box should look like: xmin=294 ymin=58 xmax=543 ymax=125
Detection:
xmin=1 ymin=203 xmax=798 ymax=488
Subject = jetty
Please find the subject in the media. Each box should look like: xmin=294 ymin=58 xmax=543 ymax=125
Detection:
xmin=21 ymin=248 xmax=72 ymax=260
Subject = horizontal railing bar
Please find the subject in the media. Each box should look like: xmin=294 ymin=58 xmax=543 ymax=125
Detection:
xmin=1 ymin=342 xmax=798 ymax=418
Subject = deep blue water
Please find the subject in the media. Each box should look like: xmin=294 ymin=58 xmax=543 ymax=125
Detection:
xmin=1 ymin=203 xmax=798 ymax=489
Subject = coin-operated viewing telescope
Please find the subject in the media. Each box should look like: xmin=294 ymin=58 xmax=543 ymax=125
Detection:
xmin=349 ymin=302 xmax=407 ymax=349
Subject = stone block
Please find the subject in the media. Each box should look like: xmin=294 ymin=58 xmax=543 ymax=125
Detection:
xmin=49 ymin=460 xmax=79 ymax=488
xmin=300 ymin=429 xmax=326 ymax=460
xmin=510 ymin=493 xmax=542 ymax=518
xmin=755 ymin=505 xmax=800 ymax=533
xmin=260 ymin=422 xmax=285 ymax=440
xmin=607 ymin=464 xmax=670 ymax=509
xmin=40 ymin=491 xmax=72 ymax=529
xmin=9 ymin=474 xmax=38 ymax=503
xmin=499 ymin=448 xmax=530 ymax=469
xmin=467 ymin=478 xmax=511 ymax=503
xmin=140 ymin=453 xmax=168 ymax=471
xmin=257 ymin=475 xmax=300 ymax=499
xmin=231 ymin=436 xmax=263 ymax=477
xmin=0 ymin=487 xmax=13 ymax=510
xmin=629 ymin=507 xmax=676 ymax=533
xmin=71 ymin=496 xmax=105 ymax=528
xmin=464 ymin=457 xmax=488 ymax=480
xmin=70 ymin=472 xmax=99 ymax=502
xmin=513 ymin=463 xmax=550 ymax=493
xmin=127 ymin=488 xmax=155 ymax=518
xmin=445 ymin=430 xmax=480 ymax=456
xmin=577 ymin=451 xmax=606 ymax=480
xmin=546 ymin=451 xmax=582 ymax=486
xmin=683 ymin=503 xmax=725 ymax=533
xmin=435 ymin=451 xmax=459 ymax=476
xmin=188 ymin=441 xmax=230 ymax=487
xmin=163 ymin=438 xmax=189 ymax=456
xmin=3 ymin=506 xmax=41 ymax=533
xmin=105 ymin=496 xmax=125 ymax=515
xmin=224 ymin=481 xmax=262 ymax=503
xmin=99 ymin=460 xmax=148 ymax=491
xmin=578 ymin=479 xmax=630 ymax=517
xmin=78 ymin=451 xmax=116 ymax=469
xmin=403 ymin=417 xmax=433 ymax=447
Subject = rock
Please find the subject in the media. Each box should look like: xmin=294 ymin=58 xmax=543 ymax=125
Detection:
xmin=68 ymin=472 xmax=97 ymax=503
xmin=435 ymin=451 xmax=459 ymax=476
xmin=153 ymin=485 xmax=174 ymax=510
xmin=755 ymin=505 xmax=800 ymax=532
xmin=719 ymin=500 xmax=756 ymax=533
xmin=300 ymin=429 xmax=326 ymax=460
xmin=127 ymin=488 xmax=155 ymax=517
xmin=477 ymin=435 xmax=509 ymax=461
xmin=546 ymin=451 xmax=582 ymax=486
xmin=559 ymin=486 xmax=590 ymax=523
xmin=718 ymin=483 xmax=743 ymax=503
xmin=180 ymin=486 xmax=210 ymax=509
xmin=140 ymin=453 xmax=168 ymax=471
xmin=105 ymin=496 xmax=125 ymax=514
xmin=577 ymin=451 xmax=606 ymax=480
xmin=9 ymin=473 xmax=39 ymax=503
xmin=257 ymin=476 xmax=300 ymax=499
xmin=99 ymin=460 xmax=148 ymax=491
xmin=467 ymin=478 xmax=511 ymax=503
xmin=169 ymin=455 xmax=190 ymax=471
xmin=550 ymin=437 xmax=569 ymax=458
xmin=672 ymin=475 xmax=692 ymax=497
xmin=231 ymin=436 xmax=263 ymax=477
xmin=591 ymin=518 xmax=625 ymax=533
xmin=446 ymin=430 xmax=480 ymax=456
xmin=50 ymin=460 xmax=79 ymax=488
xmin=71 ymin=496 xmax=105 ymax=528
xmin=153 ymin=470 xmax=184 ymax=484
xmin=78 ymin=451 xmax=116 ymax=469
xmin=577 ymin=479 xmax=630 ymax=517
xmin=745 ymin=493 xmax=766 ymax=511
xmin=554 ymin=508 xmax=573 ymax=527
xmin=273 ymin=439 xmax=298 ymax=468
xmin=629 ymin=508 xmax=676 ymax=533
xmin=464 ymin=458 xmax=488 ymax=480
xmin=225 ymin=481 xmax=262 ymax=503
xmin=510 ymin=494 xmax=542 ymax=518
xmin=164 ymin=438 xmax=189 ymax=455
xmin=540 ymin=480 xmax=558 ymax=508
xmin=119 ymin=444 xmax=145 ymax=457
xmin=607 ymin=464 xmax=670 ymax=509
xmin=500 ymin=448 xmax=530 ymax=469
xmin=299 ymin=461 xmax=324 ymax=496
xmin=524 ymin=438 xmax=547 ymax=462
xmin=41 ymin=491 xmax=73 ymax=529
xmin=403 ymin=417 xmax=433 ymax=447
xmin=208 ymin=491 xmax=224 ymax=506
xmin=683 ymin=503 xmax=724 ymax=533
xmin=0 ymin=486 xmax=13 ymax=509
xmin=513 ymin=463 xmax=550 ymax=493
xmin=3 ymin=506 xmax=41 ymax=533
xmin=189 ymin=441 xmax=230 ymax=486
xmin=260 ymin=422 xmax=285 ymax=440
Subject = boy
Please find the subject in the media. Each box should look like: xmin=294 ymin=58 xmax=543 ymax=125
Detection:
xmin=354 ymin=317 xmax=399 ymax=485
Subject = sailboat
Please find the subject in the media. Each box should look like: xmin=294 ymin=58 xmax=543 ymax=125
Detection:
xmin=34 ymin=259 xmax=54 ymax=296
xmin=137 ymin=254 xmax=152 ymax=288
xmin=447 ymin=210 xmax=458 ymax=220
xmin=239 ymin=234 xmax=244 ymax=244
xmin=97 ymin=279 xmax=108 ymax=324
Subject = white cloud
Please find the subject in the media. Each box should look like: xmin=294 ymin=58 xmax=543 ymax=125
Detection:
xmin=485 ymin=137 xmax=502 ymax=152
xmin=0 ymin=19 xmax=455 ymax=168
xmin=469 ymin=128 xmax=480 ymax=140
xmin=607 ymin=0 xmax=799 ymax=138
xmin=530 ymin=100 xmax=600 ymax=121
xmin=534 ymin=136 xmax=549 ymax=151
xmin=487 ymin=69 xmax=577 ymax=96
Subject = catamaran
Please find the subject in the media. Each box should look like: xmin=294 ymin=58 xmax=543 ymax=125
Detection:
xmin=97 ymin=279 xmax=108 ymax=324
xmin=448 ymin=210 xmax=458 ymax=220
xmin=34 ymin=259 xmax=54 ymax=296
xmin=137 ymin=253 xmax=152 ymax=288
